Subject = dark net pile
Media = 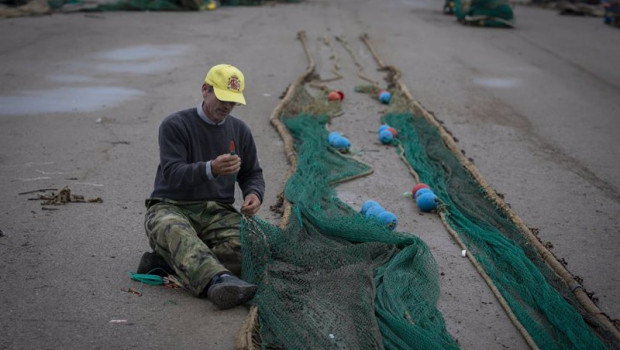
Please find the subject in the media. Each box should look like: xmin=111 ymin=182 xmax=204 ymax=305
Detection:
xmin=452 ymin=0 xmax=515 ymax=27
xmin=91 ymin=0 xmax=301 ymax=12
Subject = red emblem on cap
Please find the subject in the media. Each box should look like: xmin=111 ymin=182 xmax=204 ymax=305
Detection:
xmin=228 ymin=75 xmax=240 ymax=92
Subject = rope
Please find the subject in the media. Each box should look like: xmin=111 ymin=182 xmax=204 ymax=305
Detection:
xmin=234 ymin=305 xmax=259 ymax=350
xmin=268 ymin=30 xmax=316 ymax=229
xmin=335 ymin=35 xmax=380 ymax=88
xmin=317 ymin=35 xmax=343 ymax=83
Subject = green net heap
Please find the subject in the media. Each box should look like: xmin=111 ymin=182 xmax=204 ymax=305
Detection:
xmin=91 ymin=0 xmax=301 ymax=12
xmin=452 ymin=0 xmax=515 ymax=27
xmin=240 ymin=81 xmax=616 ymax=349
xmin=240 ymin=85 xmax=459 ymax=349
xmin=377 ymin=88 xmax=613 ymax=349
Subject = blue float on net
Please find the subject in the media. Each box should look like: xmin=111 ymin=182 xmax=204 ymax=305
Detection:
xmin=365 ymin=205 xmax=385 ymax=219
xmin=378 ymin=129 xmax=394 ymax=144
xmin=414 ymin=188 xmax=433 ymax=199
xmin=328 ymin=131 xmax=342 ymax=143
xmin=377 ymin=211 xmax=398 ymax=230
xmin=378 ymin=124 xmax=390 ymax=133
xmin=331 ymin=136 xmax=350 ymax=150
xmin=379 ymin=91 xmax=391 ymax=104
xmin=361 ymin=200 xmax=382 ymax=215
xmin=416 ymin=192 xmax=439 ymax=212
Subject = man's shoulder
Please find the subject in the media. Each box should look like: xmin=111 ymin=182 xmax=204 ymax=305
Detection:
xmin=163 ymin=108 xmax=198 ymax=124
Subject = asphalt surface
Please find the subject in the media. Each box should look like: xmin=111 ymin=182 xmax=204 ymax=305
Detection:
xmin=1 ymin=0 xmax=619 ymax=349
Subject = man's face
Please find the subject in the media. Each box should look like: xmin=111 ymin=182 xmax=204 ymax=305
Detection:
xmin=202 ymin=84 xmax=236 ymax=124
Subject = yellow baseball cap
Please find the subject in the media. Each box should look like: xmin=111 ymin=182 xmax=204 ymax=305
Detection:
xmin=205 ymin=64 xmax=246 ymax=105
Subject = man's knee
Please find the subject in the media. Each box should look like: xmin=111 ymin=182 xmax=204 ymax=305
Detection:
xmin=212 ymin=239 xmax=242 ymax=276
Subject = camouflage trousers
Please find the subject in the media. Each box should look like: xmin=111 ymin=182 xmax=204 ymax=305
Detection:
xmin=144 ymin=198 xmax=242 ymax=296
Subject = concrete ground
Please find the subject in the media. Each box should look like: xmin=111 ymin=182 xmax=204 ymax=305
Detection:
xmin=0 ymin=0 xmax=618 ymax=349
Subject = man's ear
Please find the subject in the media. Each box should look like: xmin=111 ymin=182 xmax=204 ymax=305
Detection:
xmin=202 ymin=83 xmax=209 ymax=98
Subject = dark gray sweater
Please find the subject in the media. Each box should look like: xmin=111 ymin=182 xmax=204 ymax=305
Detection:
xmin=150 ymin=107 xmax=265 ymax=204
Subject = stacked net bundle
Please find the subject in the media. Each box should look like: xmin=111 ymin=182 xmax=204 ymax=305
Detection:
xmin=220 ymin=0 xmax=302 ymax=6
xmin=381 ymin=109 xmax=612 ymax=349
xmin=452 ymin=0 xmax=515 ymax=27
xmin=92 ymin=0 xmax=188 ymax=11
xmin=240 ymin=85 xmax=460 ymax=349
xmin=90 ymin=0 xmax=301 ymax=11
xmin=604 ymin=0 xmax=620 ymax=27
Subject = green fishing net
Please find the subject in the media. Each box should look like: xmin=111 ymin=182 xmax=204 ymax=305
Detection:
xmin=378 ymin=87 xmax=614 ymax=349
xmin=90 ymin=0 xmax=301 ymax=12
xmin=383 ymin=111 xmax=609 ymax=349
xmin=239 ymin=81 xmax=616 ymax=349
xmin=240 ymin=86 xmax=459 ymax=349
xmin=453 ymin=0 xmax=515 ymax=27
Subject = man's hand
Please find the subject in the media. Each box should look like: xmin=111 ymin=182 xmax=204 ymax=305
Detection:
xmin=212 ymin=154 xmax=241 ymax=176
xmin=241 ymin=193 xmax=261 ymax=216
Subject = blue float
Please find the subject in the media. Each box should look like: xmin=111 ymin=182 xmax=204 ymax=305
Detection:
xmin=377 ymin=211 xmax=398 ymax=230
xmin=416 ymin=192 xmax=439 ymax=212
xmin=378 ymin=124 xmax=390 ymax=133
xmin=379 ymin=90 xmax=391 ymax=104
xmin=328 ymin=131 xmax=342 ymax=143
xmin=365 ymin=205 xmax=385 ymax=219
xmin=331 ymin=136 xmax=350 ymax=150
xmin=361 ymin=200 xmax=381 ymax=215
xmin=378 ymin=129 xmax=393 ymax=144
xmin=328 ymin=131 xmax=350 ymax=151
xmin=361 ymin=200 xmax=399 ymax=230
xmin=414 ymin=188 xmax=433 ymax=199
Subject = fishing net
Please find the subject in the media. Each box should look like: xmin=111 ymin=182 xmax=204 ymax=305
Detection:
xmin=92 ymin=0 xmax=188 ymax=11
xmin=239 ymin=88 xmax=617 ymax=350
xmin=604 ymin=0 xmax=620 ymax=27
xmin=382 ymin=110 xmax=610 ymax=349
xmin=89 ymin=0 xmax=301 ymax=11
xmin=453 ymin=0 xmax=515 ymax=27
xmin=361 ymin=82 xmax=617 ymax=348
xmin=236 ymin=32 xmax=618 ymax=349
xmin=239 ymin=84 xmax=460 ymax=350
xmin=220 ymin=0 xmax=302 ymax=6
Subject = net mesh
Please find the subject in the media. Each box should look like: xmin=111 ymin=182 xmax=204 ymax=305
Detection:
xmin=605 ymin=0 xmax=620 ymax=27
xmin=378 ymin=95 xmax=611 ymax=349
xmin=240 ymin=85 xmax=459 ymax=349
xmin=239 ymin=80 xmax=617 ymax=349
xmin=239 ymin=77 xmax=617 ymax=349
xmin=90 ymin=0 xmax=301 ymax=11
xmin=453 ymin=0 xmax=515 ymax=27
